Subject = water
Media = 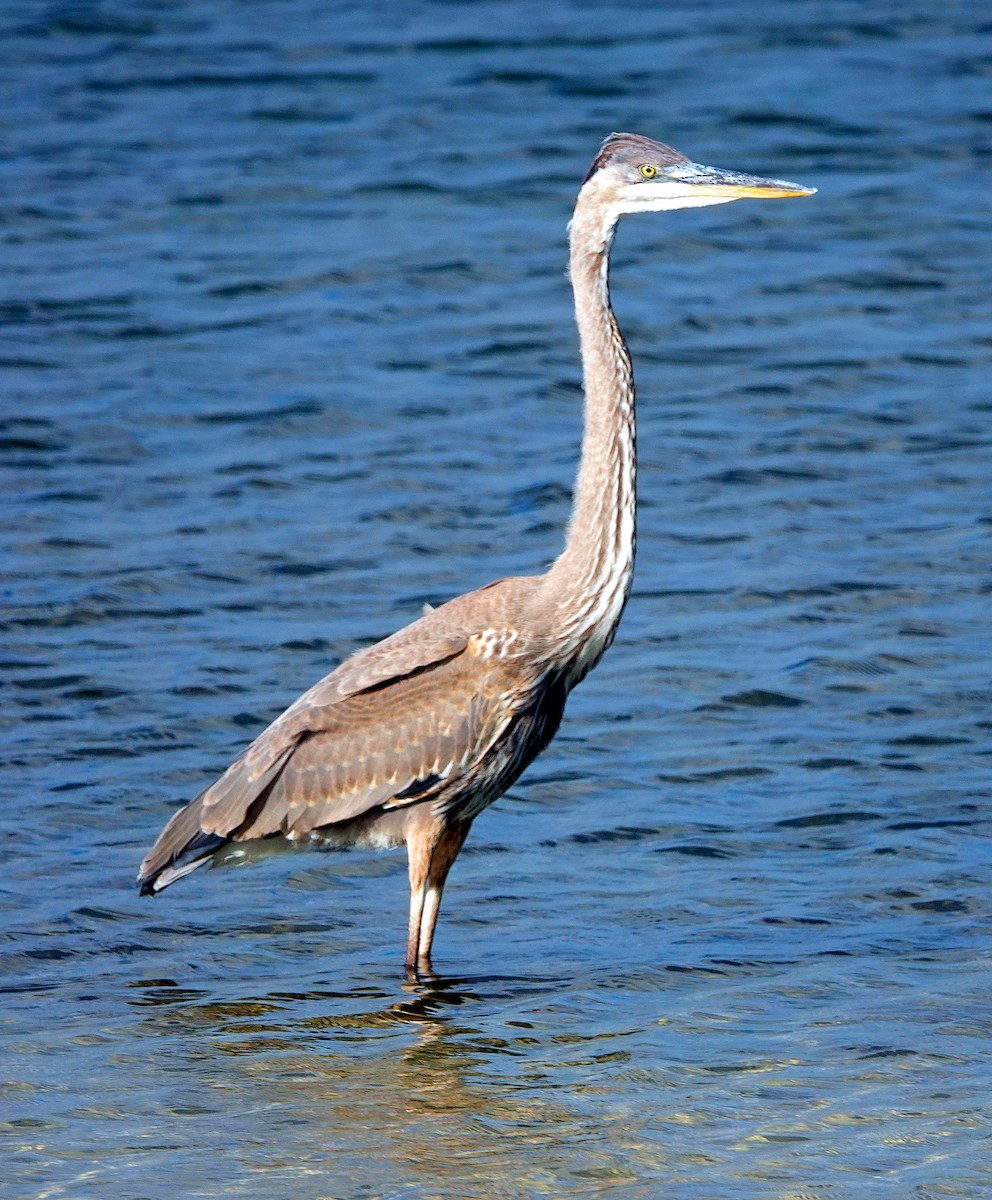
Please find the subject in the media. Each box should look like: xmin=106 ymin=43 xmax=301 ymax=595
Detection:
xmin=3 ymin=1 xmax=991 ymax=1196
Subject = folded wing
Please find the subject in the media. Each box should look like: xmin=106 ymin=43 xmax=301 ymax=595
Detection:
xmin=138 ymin=586 xmax=531 ymax=891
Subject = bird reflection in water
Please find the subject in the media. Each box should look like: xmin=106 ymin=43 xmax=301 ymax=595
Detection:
xmin=125 ymin=971 xmax=586 ymax=1188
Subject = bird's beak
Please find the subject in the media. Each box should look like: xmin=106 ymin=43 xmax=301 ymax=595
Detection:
xmin=664 ymin=161 xmax=816 ymax=200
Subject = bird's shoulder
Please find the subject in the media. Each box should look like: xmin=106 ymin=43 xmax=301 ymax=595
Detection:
xmin=317 ymin=572 xmax=542 ymax=701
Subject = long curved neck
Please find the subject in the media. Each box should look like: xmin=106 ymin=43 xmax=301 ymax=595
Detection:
xmin=540 ymin=194 xmax=636 ymax=681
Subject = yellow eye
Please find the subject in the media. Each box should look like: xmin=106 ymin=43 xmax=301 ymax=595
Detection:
xmin=639 ymin=163 xmax=658 ymax=179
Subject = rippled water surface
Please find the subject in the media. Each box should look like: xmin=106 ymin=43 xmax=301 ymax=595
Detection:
xmin=3 ymin=1 xmax=991 ymax=1196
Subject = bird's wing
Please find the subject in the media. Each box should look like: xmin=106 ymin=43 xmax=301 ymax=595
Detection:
xmin=139 ymin=580 xmax=536 ymax=881
xmin=229 ymin=642 xmax=519 ymax=840
xmin=230 ymin=621 xmax=471 ymax=792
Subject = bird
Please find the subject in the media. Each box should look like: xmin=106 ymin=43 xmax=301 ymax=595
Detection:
xmin=138 ymin=133 xmax=814 ymax=976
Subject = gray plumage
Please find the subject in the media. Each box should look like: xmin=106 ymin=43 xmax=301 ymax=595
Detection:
xmin=138 ymin=134 xmax=813 ymax=975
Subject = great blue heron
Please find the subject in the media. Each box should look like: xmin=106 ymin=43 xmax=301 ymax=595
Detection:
xmin=138 ymin=133 xmax=814 ymax=975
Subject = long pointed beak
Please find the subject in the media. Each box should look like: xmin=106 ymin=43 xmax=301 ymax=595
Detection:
xmin=665 ymin=161 xmax=816 ymax=199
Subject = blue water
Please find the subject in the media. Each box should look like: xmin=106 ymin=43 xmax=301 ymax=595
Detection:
xmin=2 ymin=1 xmax=991 ymax=1196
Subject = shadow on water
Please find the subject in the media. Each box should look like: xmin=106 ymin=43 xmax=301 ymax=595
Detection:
xmin=126 ymin=968 xmax=563 ymax=1042
xmin=125 ymin=966 xmax=566 ymax=1063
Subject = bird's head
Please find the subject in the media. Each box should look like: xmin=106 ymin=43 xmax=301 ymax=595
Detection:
xmin=575 ymin=133 xmax=814 ymax=246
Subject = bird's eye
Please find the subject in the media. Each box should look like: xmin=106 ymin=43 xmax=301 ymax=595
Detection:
xmin=639 ymin=164 xmax=658 ymax=179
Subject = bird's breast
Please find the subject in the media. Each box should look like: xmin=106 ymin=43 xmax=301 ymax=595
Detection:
xmin=432 ymin=666 xmax=568 ymax=822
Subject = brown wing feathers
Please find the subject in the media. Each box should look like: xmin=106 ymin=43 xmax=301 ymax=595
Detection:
xmin=138 ymin=613 xmax=522 ymax=891
xmin=236 ymin=650 xmax=512 ymax=840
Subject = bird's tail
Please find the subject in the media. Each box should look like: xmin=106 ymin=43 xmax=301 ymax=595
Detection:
xmin=137 ymin=794 xmax=228 ymax=895
xmin=138 ymin=742 xmax=296 ymax=895
xmin=137 ymin=831 xmax=227 ymax=895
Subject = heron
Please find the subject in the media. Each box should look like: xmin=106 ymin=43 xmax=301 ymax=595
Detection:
xmin=138 ymin=133 xmax=814 ymax=976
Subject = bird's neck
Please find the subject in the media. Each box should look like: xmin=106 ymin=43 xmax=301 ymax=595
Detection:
xmin=540 ymin=199 xmax=636 ymax=683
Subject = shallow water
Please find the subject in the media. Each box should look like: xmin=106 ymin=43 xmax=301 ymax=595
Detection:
xmin=2 ymin=1 xmax=991 ymax=1196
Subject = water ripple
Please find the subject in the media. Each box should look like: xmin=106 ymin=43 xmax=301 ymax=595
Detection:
xmin=2 ymin=1 xmax=990 ymax=1197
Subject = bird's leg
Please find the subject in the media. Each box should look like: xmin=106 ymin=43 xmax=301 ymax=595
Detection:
xmin=415 ymin=820 xmax=471 ymax=973
xmin=405 ymin=832 xmax=431 ymax=976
